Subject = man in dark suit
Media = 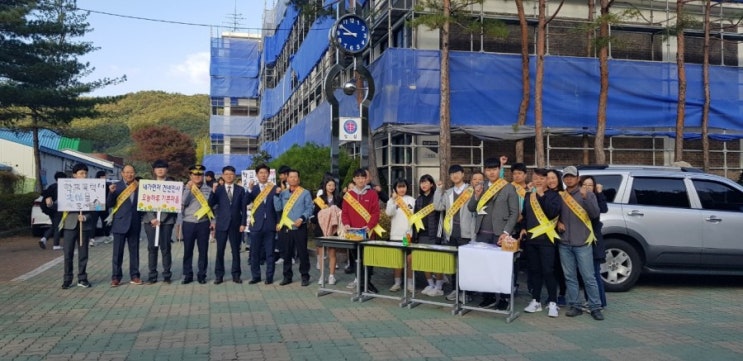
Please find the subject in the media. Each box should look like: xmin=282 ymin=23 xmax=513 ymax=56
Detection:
xmin=107 ymin=164 xmax=142 ymax=287
xmin=244 ymin=163 xmax=279 ymax=284
xmin=209 ymin=165 xmax=246 ymax=284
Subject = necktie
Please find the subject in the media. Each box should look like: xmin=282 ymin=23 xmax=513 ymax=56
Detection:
xmin=227 ymin=186 xmax=233 ymax=201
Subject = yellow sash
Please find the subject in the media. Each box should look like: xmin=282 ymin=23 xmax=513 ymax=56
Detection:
xmin=526 ymin=192 xmax=560 ymax=243
xmin=191 ymin=184 xmax=214 ymax=221
xmin=313 ymin=196 xmax=328 ymax=210
xmin=410 ymin=203 xmax=435 ymax=232
xmin=58 ymin=211 xmax=69 ymax=230
xmin=512 ymin=182 xmax=527 ymax=199
xmin=443 ymin=187 xmax=473 ymax=236
xmin=343 ymin=191 xmax=386 ymax=237
xmin=394 ymin=196 xmax=420 ymax=232
xmin=277 ymin=187 xmax=304 ymax=230
xmin=476 ymin=179 xmax=508 ymax=212
xmin=249 ymin=183 xmax=274 ymax=226
xmin=560 ymin=191 xmax=597 ymax=244
xmin=105 ymin=181 xmax=137 ymax=224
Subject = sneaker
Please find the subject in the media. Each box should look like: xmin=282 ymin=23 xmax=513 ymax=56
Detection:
xmin=421 ymin=285 xmax=434 ymax=296
xmin=427 ymin=288 xmax=444 ymax=297
xmin=446 ymin=290 xmax=458 ymax=301
xmin=317 ymin=278 xmax=323 ymax=285
xmin=346 ymin=279 xmax=357 ymax=289
xmin=53 ymin=245 xmax=63 ymax=250
xmin=547 ymin=302 xmax=559 ymax=318
xmin=328 ymin=274 xmax=337 ymax=285
xmin=39 ymin=238 xmax=47 ymax=249
xmin=291 ymin=258 xmax=296 ymax=265
xmin=89 ymin=239 xmax=96 ymax=247
xmin=77 ymin=280 xmax=91 ymax=288
xmin=130 ymin=277 xmax=143 ymax=285
xmin=524 ymin=299 xmax=542 ymax=313
xmin=566 ymin=307 xmax=584 ymax=317
xmin=590 ymin=309 xmax=605 ymax=321
xmin=389 ymin=283 xmax=401 ymax=292
xmin=61 ymin=281 xmax=72 ymax=289
xmin=275 ymin=258 xmax=284 ymax=264
xmin=406 ymin=283 xmax=415 ymax=294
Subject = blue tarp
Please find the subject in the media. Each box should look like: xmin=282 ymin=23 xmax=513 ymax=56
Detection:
xmin=261 ymin=90 xmax=360 ymax=158
xmin=210 ymin=37 xmax=261 ymax=98
xmin=263 ymin=5 xmax=299 ymax=67
xmin=209 ymin=115 xmax=262 ymax=138
xmin=291 ymin=16 xmax=334 ymax=83
xmin=368 ymin=48 xmax=743 ymax=132
xmin=203 ymin=154 xmax=254 ymax=175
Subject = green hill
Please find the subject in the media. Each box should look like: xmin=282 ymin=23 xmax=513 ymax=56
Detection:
xmin=64 ymin=91 xmax=209 ymax=159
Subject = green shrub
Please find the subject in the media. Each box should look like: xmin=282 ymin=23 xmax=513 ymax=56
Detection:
xmin=0 ymin=171 xmax=25 ymax=194
xmin=0 ymin=192 xmax=38 ymax=232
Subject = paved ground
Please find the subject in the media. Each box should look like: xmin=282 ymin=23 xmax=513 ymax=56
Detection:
xmin=1 ymin=235 xmax=742 ymax=361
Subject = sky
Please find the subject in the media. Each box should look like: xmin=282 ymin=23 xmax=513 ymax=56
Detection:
xmin=76 ymin=0 xmax=270 ymax=97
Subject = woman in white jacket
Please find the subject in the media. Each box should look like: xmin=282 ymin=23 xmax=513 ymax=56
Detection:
xmin=386 ymin=178 xmax=415 ymax=292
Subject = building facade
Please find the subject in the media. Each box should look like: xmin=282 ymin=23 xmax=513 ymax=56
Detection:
xmin=215 ymin=0 xmax=743 ymax=188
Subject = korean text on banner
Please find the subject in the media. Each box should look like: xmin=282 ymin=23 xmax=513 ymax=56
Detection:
xmin=137 ymin=180 xmax=183 ymax=213
xmin=57 ymin=179 xmax=107 ymax=212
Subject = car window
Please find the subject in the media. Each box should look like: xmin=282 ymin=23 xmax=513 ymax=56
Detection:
xmin=692 ymin=179 xmax=743 ymax=212
xmin=593 ymin=175 xmax=622 ymax=203
xmin=629 ymin=177 xmax=690 ymax=208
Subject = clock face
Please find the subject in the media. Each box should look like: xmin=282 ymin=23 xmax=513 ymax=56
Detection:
xmin=334 ymin=15 xmax=369 ymax=54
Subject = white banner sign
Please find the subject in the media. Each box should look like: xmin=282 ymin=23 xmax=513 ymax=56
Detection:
xmin=57 ymin=179 xmax=107 ymax=212
xmin=136 ymin=180 xmax=183 ymax=213
xmin=339 ymin=117 xmax=362 ymax=141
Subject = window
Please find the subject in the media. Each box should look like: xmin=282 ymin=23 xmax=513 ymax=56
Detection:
xmin=692 ymin=179 xmax=743 ymax=212
xmin=593 ymin=175 xmax=622 ymax=203
xmin=629 ymin=177 xmax=690 ymax=208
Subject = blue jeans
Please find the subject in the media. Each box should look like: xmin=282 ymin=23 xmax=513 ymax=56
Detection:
xmin=558 ymin=243 xmax=601 ymax=311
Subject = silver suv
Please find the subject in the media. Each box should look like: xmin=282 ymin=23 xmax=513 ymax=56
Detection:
xmin=578 ymin=165 xmax=743 ymax=292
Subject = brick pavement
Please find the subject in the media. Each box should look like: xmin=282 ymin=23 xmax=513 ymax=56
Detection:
xmin=1 ymin=239 xmax=742 ymax=360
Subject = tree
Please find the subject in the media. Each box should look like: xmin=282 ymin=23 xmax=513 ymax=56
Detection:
xmin=675 ymin=0 xmax=689 ymax=163
xmin=594 ymin=0 xmax=615 ymax=165
xmin=514 ymin=0 xmax=530 ymax=163
xmin=0 ymin=0 xmax=123 ymax=192
xmin=130 ymin=125 xmax=196 ymax=180
xmin=269 ymin=143 xmax=357 ymax=192
xmin=410 ymin=0 xmax=506 ymax=184
xmin=534 ymin=0 xmax=565 ymax=167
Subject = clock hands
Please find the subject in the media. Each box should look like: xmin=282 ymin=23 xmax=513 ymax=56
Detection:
xmin=338 ymin=24 xmax=357 ymax=37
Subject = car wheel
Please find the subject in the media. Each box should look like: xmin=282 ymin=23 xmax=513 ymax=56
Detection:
xmin=601 ymin=238 xmax=642 ymax=292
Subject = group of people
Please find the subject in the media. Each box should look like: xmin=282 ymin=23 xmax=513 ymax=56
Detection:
xmin=332 ymin=157 xmax=607 ymax=321
xmin=51 ymin=160 xmax=319 ymax=290
xmin=50 ymin=157 xmax=607 ymax=321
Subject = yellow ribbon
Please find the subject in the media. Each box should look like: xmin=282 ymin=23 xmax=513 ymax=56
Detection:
xmin=105 ymin=181 xmax=137 ymax=224
xmin=476 ymin=179 xmax=508 ymax=212
xmin=443 ymin=187 xmax=473 ymax=236
xmin=512 ymin=182 xmax=527 ymax=199
xmin=409 ymin=203 xmax=435 ymax=232
xmin=191 ymin=184 xmax=214 ymax=221
xmin=394 ymin=196 xmax=423 ymax=231
xmin=526 ymin=192 xmax=560 ymax=243
xmin=277 ymin=187 xmax=304 ymax=230
xmin=343 ymin=192 xmax=386 ymax=237
xmin=560 ymin=191 xmax=597 ymax=244
xmin=313 ymin=196 xmax=329 ymax=210
xmin=249 ymin=183 xmax=274 ymax=226
xmin=58 ymin=211 xmax=69 ymax=231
